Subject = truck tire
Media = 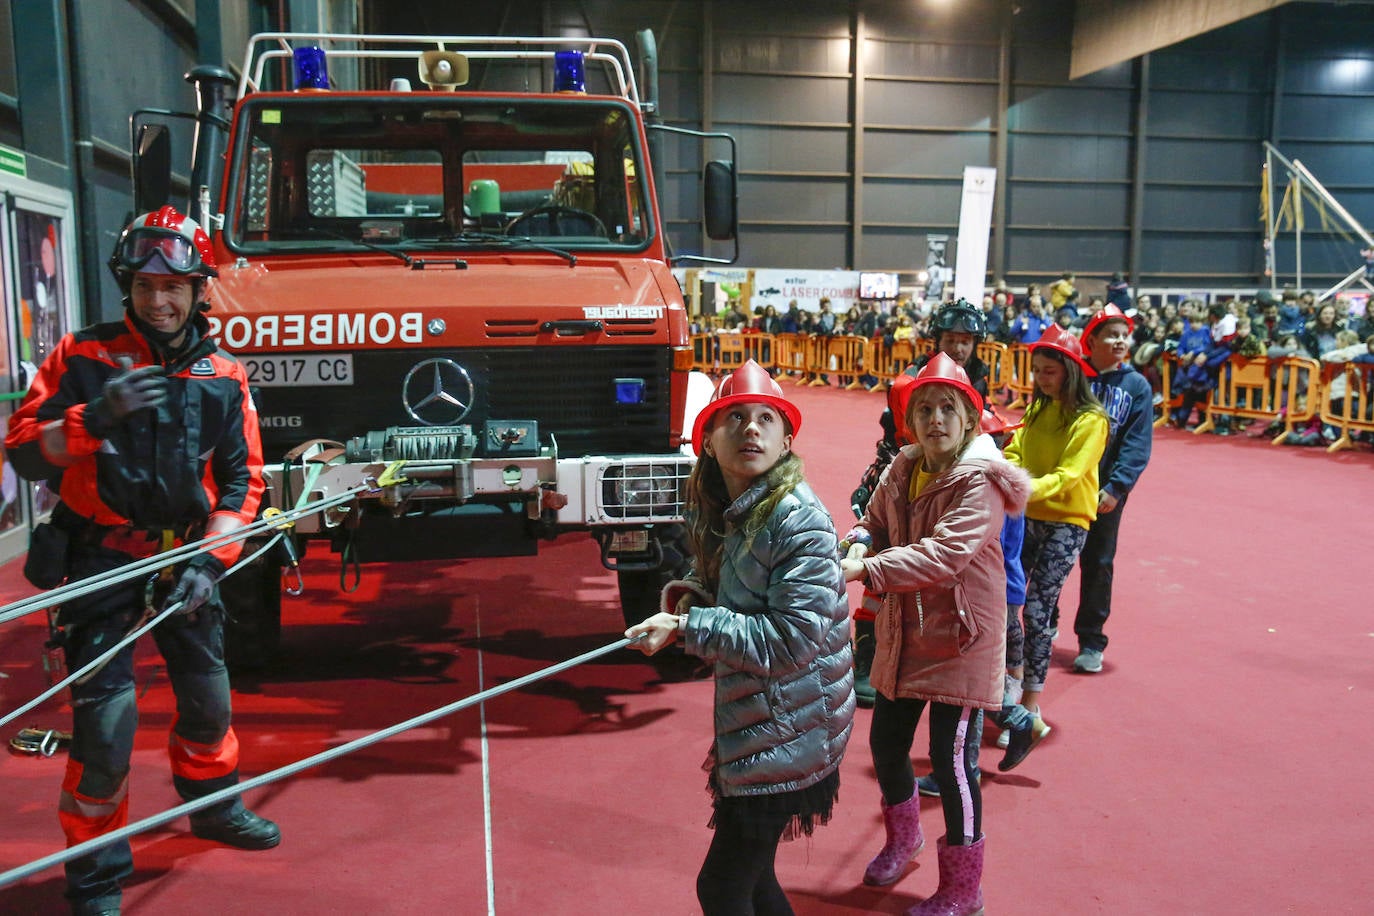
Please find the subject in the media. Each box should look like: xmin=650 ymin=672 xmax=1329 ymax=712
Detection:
xmin=221 ymin=539 xmax=283 ymax=671
xmin=616 ymin=524 xmax=690 ymax=630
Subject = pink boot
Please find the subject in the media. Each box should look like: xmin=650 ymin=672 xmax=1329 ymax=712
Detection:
xmin=862 ymin=794 xmax=924 ymax=886
xmin=906 ymin=835 xmax=985 ymax=916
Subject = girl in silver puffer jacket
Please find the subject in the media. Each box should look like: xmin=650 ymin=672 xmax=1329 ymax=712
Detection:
xmin=628 ymin=360 xmax=854 ymax=915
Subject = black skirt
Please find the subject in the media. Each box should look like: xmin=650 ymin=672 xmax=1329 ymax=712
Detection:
xmin=707 ymin=767 xmax=841 ymax=842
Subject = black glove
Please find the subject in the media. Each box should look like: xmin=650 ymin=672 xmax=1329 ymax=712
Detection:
xmin=85 ymin=362 xmax=167 ymax=437
xmin=164 ymin=555 xmax=224 ymax=616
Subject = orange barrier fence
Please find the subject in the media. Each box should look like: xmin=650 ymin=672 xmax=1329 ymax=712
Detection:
xmin=1318 ymin=361 xmax=1374 ymax=452
xmin=1191 ymin=355 xmax=1320 ymax=443
xmin=1005 ymin=344 xmax=1035 ymax=408
xmin=977 ymin=342 xmax=1012 ymax=404
xmin=771 ymin=333 xmax=812 ymax=383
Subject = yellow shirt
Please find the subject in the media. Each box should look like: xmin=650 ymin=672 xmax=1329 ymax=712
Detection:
xmin=907 ymin=463 xmax=936 ymax=502
xmin=1004 ymin=401 xmax=1108 ymax=529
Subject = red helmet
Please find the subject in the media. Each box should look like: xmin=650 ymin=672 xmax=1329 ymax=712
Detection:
xmin=979 ymin=406 xmax=1023 ymax=437
xmin=1029 ymin=324 xmax=1096 ymax=377
xmin=1082 ymin=304 xmax=1134 ymax=340
xmin=691 ymin=360 xmax=802 ymax=455
xmin=888 ymin=352 xmax=984 ymax=445
xmin=108 ymin=205 xmax=218 ymax=283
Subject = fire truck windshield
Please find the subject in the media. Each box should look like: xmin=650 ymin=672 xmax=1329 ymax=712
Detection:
xmin=224 ymin=96 xmax=653 ymax=253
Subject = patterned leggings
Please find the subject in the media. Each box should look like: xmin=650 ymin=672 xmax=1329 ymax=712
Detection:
xmin=1006 ymin=518 xmax=1088 ymax=693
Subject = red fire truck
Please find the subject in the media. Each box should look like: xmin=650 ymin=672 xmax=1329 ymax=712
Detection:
xmin=133 ymin=32 xmax=736 ymax=663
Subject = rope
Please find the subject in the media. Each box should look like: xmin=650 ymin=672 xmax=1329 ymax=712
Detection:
xmin=0 ymin=535 xmax=283 ymax=731
xmin=0 ymin=635 xmax=642 ymax=890
xmin=0 ymin=485 xmax=371 ymax=627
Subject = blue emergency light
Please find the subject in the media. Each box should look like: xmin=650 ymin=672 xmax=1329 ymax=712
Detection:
xmin=553 ymin=50 xmax=586 ymax=93
xmin=293 ymin=46 xmax=329 ymax=90
xmin=614 ymin=377 xmax=646 ymax=404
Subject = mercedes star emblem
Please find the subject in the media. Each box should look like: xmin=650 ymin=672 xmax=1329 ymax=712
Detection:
xmin=402 ymin=358 xmax=474 ymax=426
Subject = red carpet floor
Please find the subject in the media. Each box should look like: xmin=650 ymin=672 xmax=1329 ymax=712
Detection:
xmin=1 ymin=383 xmax=1372 ymax=914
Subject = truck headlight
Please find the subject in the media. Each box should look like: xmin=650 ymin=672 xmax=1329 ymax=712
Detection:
xmin=600 ymin=461 xmax=689 ymax=519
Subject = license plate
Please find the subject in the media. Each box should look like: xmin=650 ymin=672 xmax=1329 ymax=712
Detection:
xmin=609 ymin=530 xmax=650 ymax=553
xmin=243 ymin=354 xmax=354 ymax=387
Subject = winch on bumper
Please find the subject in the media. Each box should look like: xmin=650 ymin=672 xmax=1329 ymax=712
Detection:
xmin=263 ymin=424 xmax=693 ymax=550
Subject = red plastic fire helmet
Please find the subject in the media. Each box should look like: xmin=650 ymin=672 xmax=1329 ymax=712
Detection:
xmin=1082 ymin=303 xmax=1134 ymax=340
xmin=889 ymin=352 xmax=984 ymax=445
xmin=1030 ymin=324 xmax=1097 ymax=377
xmin=979 ymin=406 xmax=1023 ymax=437
xmin=691 ymin=359 xmax=802 ymax=455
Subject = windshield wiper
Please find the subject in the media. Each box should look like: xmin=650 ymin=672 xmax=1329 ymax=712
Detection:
xmin=294 ymin=227 xmax=467 ymax=270
xmin=435 ymin=231 xmax=577 ymax=266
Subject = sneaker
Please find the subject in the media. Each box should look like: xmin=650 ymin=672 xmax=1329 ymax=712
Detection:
xmin=998 ymin=709 xmax=1050 ymax=772
xmin=996 ymin=729 xmax=1010 ymax=749
xmin=1073 ymin=648 xmax=1104 ymax=673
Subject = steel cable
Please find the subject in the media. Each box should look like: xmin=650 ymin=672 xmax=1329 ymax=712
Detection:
xmin=0 ymin=635 xmax=641 ymax=889
xmin=0 ymin=485 xmax=371 ymax=627
xmin=0 ymin=535 xmax=283 ymax=731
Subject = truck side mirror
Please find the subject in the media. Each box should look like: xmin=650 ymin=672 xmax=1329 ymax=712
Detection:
xmin=133 ymin=123 xmax=172 ymax=213
xmin=703 ymin=160 xmax=737 ymax=241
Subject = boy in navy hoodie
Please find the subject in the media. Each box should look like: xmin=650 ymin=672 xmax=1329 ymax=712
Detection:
xmin=1054 ymin=305 xmax=1154 ymax=673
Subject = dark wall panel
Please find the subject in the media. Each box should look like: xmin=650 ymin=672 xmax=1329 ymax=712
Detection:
xmin=1148 ymin=90 xmax=1268 ymax=138
xmin=738 ymin=227 xmax=850 ymax=269
xmin=1141 ymin=233 xmax=1263 ymax=276
xmin=861 ymin=179 xmax=961 ymax=224
xmin=1280 ymin=95 xmax=1374 ymax=141
xmin=862 ymin=228 xmax=933 ymax=271
xmin=1007 ymin=231 xmax=1128 ymax=276
xmin=1007 ymin=184 xmax=1130 ymax=228
xmin=730 ymin=124 xmax=849 ymax=173
xmin=739 ymin=175 xmax=848 ymax=224
xmin=1146 ymin=138 xmax=1258 ymax=183
xmin=865 ymin=39 xmax=999 ymax=82
xmin=73 ymin=2 xmax=198 ymax=158
xmin=1143 ymin=188 xmax=1258 ymax=230
xmin=864 ymin=131 xmax=994 ymax=177
xmin=712 ymin=74 xmax=849 ymax=123
xmin=1009 ymin=135 xmax=1131 ymax=181
xmin=1009 ymin=86 xmax=1133 ymax=134
xmin=865 ymin=80 xmax=997 ymax=128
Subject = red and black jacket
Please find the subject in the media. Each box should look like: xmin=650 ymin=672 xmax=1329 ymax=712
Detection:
xmin=5 ymin=315 xmax=264 ymax=570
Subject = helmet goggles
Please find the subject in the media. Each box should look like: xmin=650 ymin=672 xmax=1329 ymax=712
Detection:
xmin=115 ymin=228 xmax=208 ymax=276
xmin=933 ymin=300 xmax=985 ymax=335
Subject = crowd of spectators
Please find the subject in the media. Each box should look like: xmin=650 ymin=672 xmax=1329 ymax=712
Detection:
xmin=691 ymin=275 xmax=1374 ymax=448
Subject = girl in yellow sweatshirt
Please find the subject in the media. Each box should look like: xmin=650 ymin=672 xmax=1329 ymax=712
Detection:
xmin=998 ymin=326 xmax=1108 ymax=768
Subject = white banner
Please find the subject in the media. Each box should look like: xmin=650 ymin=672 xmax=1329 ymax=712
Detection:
xmin=954 ymin=166 xmax=997 ymax=306
xmin=750 ymin=268 xmax=860 ymax=313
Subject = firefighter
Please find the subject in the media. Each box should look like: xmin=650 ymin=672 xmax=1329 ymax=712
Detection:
xmin=5 ymin=206 xmax=279 ymax=916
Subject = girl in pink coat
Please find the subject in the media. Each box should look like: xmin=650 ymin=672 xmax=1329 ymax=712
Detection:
xmin=842 ymin=353 xmax=1031 ymax=915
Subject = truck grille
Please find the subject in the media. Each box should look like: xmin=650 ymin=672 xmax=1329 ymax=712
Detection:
xmin=254 ymin=346 xmax=672 ymax=459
